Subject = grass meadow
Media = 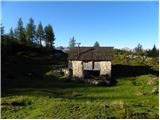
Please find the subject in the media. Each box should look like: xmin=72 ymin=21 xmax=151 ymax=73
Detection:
xmin=1 ymin=64 xmax=159 ymax=118
xmin=1 ymin=47 xmax=159 ymax=119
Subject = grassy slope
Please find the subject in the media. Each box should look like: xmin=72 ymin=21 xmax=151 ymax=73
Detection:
xmin=1 ymin=75 xmax=159 ymax=119
xmin=1 ymin=46 xmax=159 ymax=119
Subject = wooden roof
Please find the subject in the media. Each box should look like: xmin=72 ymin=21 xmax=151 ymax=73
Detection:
xmin=68 ymin=47 xmax=113 ymax=61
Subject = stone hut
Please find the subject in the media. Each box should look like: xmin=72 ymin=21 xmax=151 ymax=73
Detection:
xmin=68 ymin=47 xmax=113 ymax=80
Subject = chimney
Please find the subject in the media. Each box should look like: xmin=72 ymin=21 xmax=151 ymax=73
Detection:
xmin=76 ymin=42 xmax=81 ymax=59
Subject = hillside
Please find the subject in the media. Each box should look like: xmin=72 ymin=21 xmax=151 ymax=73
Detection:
xmin=1 ymin=39 xmax=159 ymax=119
xmin=1 ymin=38 xmax=67 ymax=91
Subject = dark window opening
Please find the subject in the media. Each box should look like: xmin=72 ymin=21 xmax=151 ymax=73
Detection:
xmin=69 ymin=69 xmax=73 ymax=77
xmin=84 ymin=70 xmax=100 ymax=79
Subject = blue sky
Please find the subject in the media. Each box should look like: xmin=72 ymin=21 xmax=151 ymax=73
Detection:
xmin=1 ymin=1 xmax=158 ymax=49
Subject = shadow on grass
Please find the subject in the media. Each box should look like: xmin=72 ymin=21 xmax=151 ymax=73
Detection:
xmin=1 ymin=74 xmax=91 ymax=97
xmin=2 ymin=87 xmax=132 ymax=100
xmin=2 ymin=64 xmax=159 ymax=98
xmin=112 ymin=64 xmax=159 ymax=78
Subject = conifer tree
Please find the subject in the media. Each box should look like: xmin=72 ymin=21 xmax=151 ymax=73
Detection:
xmin=134 ymin=43 xmax=143 ymax=55
xmin=16 ymin=18 xmax=26 ymax=43
xmin=37 ymin=22 xmax=44 ymax=46
xmin=44 ymin=24 xmax=55 ymax=48
xmin=69 ymin=36 xmax=76 ymax=48
xmin=94 ymin=41 xmax=100 ymax=47
xmin=148 ymin=45 xmax=159 ymax=57
xmin=0 ymin=24 xmax=4 ymax=35
xmin=26 ymin=18 xmax=36 ymax=44
xmin=9 ymin=27 xmax=14 ymax=39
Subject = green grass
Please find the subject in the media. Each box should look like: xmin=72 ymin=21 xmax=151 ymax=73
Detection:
xmin=112 ymin=54 xmax=159 ymax=71
xmin=1 ymin=44 xmax=159 ymax=119
xmin=1 ymin=74 xmax=159 ymax=119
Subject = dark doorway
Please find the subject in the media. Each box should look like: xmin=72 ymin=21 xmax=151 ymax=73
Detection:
xmin=69 ymin=69 xmax=73 ymax=77
xmin=84 ymin=70 xmax=100 ymax=79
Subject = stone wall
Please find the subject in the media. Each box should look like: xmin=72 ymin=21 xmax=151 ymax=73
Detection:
xmin=70 ymin=60 xmax=111 ymax=78
xmin=99 ymin=61 xmax=111 ymax=77
xmin=94 ymin=62 xmax=101 ymax=70
xmin=72 ymin=60 xmax=83 ymax=78
xmin=83 ymin=61 xmax=92 ymax=70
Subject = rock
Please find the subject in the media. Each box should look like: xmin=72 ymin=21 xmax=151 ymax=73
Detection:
xmin=111 ymin=100 xmax=124 ymax=109
xmin=105 ymin=105 xmax=110 ymax=108
xmin=91 ymin=80 xmax=99 ymax=85
xmin=151 ymin=86 xmax=158 ymax=95
xmin=136 ymin=92 xmax=143 ymax=96
xmin=62 ymin=68 xmax=69 ymax=77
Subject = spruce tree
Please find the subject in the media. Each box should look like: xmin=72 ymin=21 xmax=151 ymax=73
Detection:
xmin=0 ymin=24 xmax=4 ymax=35
xmin=44 ymin=24 xmax=55 ymax=48
xmin=37 ymin=22 xmax=44 ymax=46
xmin=16 ymin=18 xmax=26 ymax=43
xmin=9 ymin=27 xmax=14 ymax=39
xmin=69 ymin=36 xmax=76 ymax=48
xmin=26 ymin=18 xmax=36 ymax=44
xmin=134 ymin=43 xmax=143 ymax=55
xmin=150 ymin=45 xmax=158 ymax=57
xmin=94 ymin=41 xmax=100 ymax=47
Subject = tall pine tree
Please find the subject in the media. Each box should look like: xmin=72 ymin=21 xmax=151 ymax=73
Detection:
xmin=0 ymin=24 xmax=4 ymax=36
xmin=148 ymin=45 xmax=159 ymax=57
xmin=93 ymin=41 xmax=100 ymax=47
xmin=16 ymin=18 xmax=26 ymax=43
xmin=26 ymin=18 xmax=36 ymax=44
xmin=37 ymin=22 xmax=44 ymax=46
xmin=9 ymin=27 xmax=14 ymax=39
xmin=134 ymin=43 xmax=143 ymax=55
xmin=69 ymin=36 xmax=76 ymax=48
xmin=44 ymin=24 xmax=55 ymax=48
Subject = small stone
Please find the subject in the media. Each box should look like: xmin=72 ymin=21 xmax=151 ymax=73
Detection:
xmin=136 ymin=92 xmax=143 ymax=96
